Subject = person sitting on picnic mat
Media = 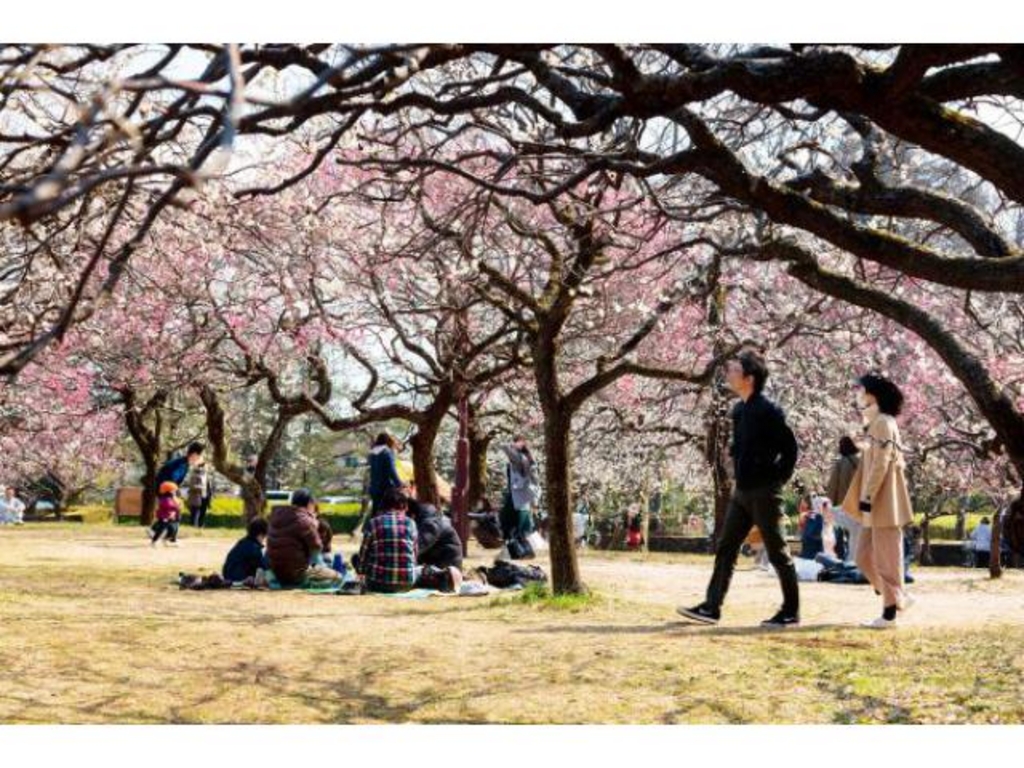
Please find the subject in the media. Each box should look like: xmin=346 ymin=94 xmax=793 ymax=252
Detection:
xmin=311 ymin=502 xmax=335 ymax=557
xmin=265 ymin=489 xmax=341 ymax=588
xmin=222 ymin=516 xmax=270 ymax=583
xmin=407 ymin=498 xmax=464 ymax=571
xmin=357 ymin=489 xmax=462 ymax=594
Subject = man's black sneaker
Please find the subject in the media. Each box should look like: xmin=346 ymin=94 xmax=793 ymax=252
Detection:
xmin=761 ymin=611 xmax=800 ymax=629
xmin=676 ymin=603 xmax=720 ymax=625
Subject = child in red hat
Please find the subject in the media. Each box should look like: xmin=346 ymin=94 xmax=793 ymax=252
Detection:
xmin=151 ymin=481 xmax=181 ymax=546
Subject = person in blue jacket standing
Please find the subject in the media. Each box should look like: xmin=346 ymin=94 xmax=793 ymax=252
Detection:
xmin=367 ymin=432 xmax=406 ymax=528
xmin=156 ymin=442 xmax=205 ymax=490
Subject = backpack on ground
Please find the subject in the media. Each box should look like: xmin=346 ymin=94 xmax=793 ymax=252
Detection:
xmin=505 ymin=534 xmax=535 ymax=561
xmin=477 ymin=560 xmax=547 ymax=588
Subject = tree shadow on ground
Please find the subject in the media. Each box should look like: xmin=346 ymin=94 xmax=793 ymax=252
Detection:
xmin=0 ymin=647 xmax=538 ymax=724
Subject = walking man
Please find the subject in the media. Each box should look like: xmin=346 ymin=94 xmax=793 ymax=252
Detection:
xmin=678 ymin=349 xmax=801 ymax=628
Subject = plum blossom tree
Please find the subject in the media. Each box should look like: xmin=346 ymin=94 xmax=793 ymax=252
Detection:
xmin=0 ymin=343 xmax=124 ymax=509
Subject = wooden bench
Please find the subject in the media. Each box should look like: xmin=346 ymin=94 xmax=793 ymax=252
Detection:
xmin=113 ymin=487 xmax=144 ymax=523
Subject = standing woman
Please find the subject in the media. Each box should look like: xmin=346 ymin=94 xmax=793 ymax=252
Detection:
xmin=842 ymin=373 xmax=915 ymax=629
xmin=367 ymin=432 xmax=405 ymax=523
xmin=828 ymin=436 xmax=862 ymax=563
xmin=500 ymin=436 xmax=539 ymax=543
xmin=188 ymin=460 xmax=212 ymax=528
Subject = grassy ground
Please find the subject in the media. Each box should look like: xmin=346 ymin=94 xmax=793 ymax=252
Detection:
xmin=0 ymin=524 xmax=1022 ymax=724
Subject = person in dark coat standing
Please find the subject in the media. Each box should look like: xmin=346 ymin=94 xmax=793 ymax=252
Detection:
xmin=499 ymin=437 xmax=538 ymax=542
xmin=678 ymin=349 xmax=801 ymax=628
xmin=155 ymin=442 xmax=205 ymax=493
xmin=367 ymin=432 xmax=406 ymax=523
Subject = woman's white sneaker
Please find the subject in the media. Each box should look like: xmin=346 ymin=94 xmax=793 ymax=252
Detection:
xmin=897 ymin=593 xmax=916 ymax=613
xmin=862 ymin=616 xmax=898 ymax=630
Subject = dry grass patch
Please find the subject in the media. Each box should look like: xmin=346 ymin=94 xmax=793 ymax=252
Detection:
xmin=0 ymin=525 xmax=1022 ymax=723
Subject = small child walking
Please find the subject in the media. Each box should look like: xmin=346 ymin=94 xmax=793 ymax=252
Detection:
xmin=151 ymin=482 xmax=181 ymax=546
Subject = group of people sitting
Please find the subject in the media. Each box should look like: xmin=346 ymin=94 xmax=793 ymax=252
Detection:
xmin=215 ymin=487 xmax=467 ymax=594
xmin=367 ymin=430 xmax=543 ymax=562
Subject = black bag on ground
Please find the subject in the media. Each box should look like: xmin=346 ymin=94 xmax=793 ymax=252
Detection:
xmin=178 ymin=572 xmax=231 ymax=590
xmin=478 ymin=560 xmax=547 ymax=588
xmin=506 ymin=535 xmax=535 ymax=561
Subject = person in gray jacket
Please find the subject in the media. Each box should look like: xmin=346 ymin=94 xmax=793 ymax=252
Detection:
xmin=500 ymin=436 xmax=539 ymax=541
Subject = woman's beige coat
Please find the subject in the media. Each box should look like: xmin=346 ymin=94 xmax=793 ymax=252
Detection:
xmin=841 ymin=411 xmax=914 ymax=530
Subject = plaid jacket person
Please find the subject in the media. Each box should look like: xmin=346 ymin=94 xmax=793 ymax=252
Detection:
xmin=358 ymin=512 xmax=419 ymax=592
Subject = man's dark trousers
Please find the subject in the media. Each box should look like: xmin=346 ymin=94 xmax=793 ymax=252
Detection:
xmin=705 ymin=485 xmax=800 ymax=616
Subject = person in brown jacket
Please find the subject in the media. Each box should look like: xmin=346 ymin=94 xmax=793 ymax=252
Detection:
xmin=842 ymin=374 xmax=916 ymax=629
xmin=266 ymin=489 xmax=337 ymax=587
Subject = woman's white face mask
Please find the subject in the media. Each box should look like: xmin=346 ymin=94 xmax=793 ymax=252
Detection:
xmin=854 ymin=386 xmax=872 ymax=411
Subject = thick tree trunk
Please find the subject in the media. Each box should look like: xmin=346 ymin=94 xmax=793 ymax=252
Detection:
xmin=705 ymin=396 xmax=733 ymax=551
xmin=241 ymin=478 xmax=266 ymax=522
xmin=543 ymin=411 xmax=583 ymax=593
xmin=200 ymin=385 xmax=271 ymax=523
xmin=410 ymin=420 xmax=442 ymax=506
xmin=467 ymin=411 xmax=492 ymax=510
xmin=640 ymin=486 xmax=651 ymax=554
xmin=955 ymin=499 xmax=967 ymax=541
xmin=920 ymin=516 xmax=933 ymax=566
xmin=120 ymin=387 xmax=167 ymax=527
xmin=353 ymin=466 xmax=372 ymax=538
xmin=409 ymin=388 xmax=452 ymax=507
xmin=990 ymin=506 xmax=1004 ymax=578
xmin=140 ymin=457 xmax=158 ymax=526
xmin=705 ymin=280 xmax=732 ymax=550
xmin=199 ymin=384 xmax=299 ymax=524
xmin=535 ymin=330 xmax=585 ymax=595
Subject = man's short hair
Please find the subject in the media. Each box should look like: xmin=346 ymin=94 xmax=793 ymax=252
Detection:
xmin=291 ymin=488 xmax=314 ymax=509
xmin=186 ymin=442 xmax=205 ymax=457
xmin=247 ymin=517 xmax=269 ymax=538
xmin=380 ymin=487 xmax=409 ymax=512
xmin=736 ymin=349 xmax=769 ymax=394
